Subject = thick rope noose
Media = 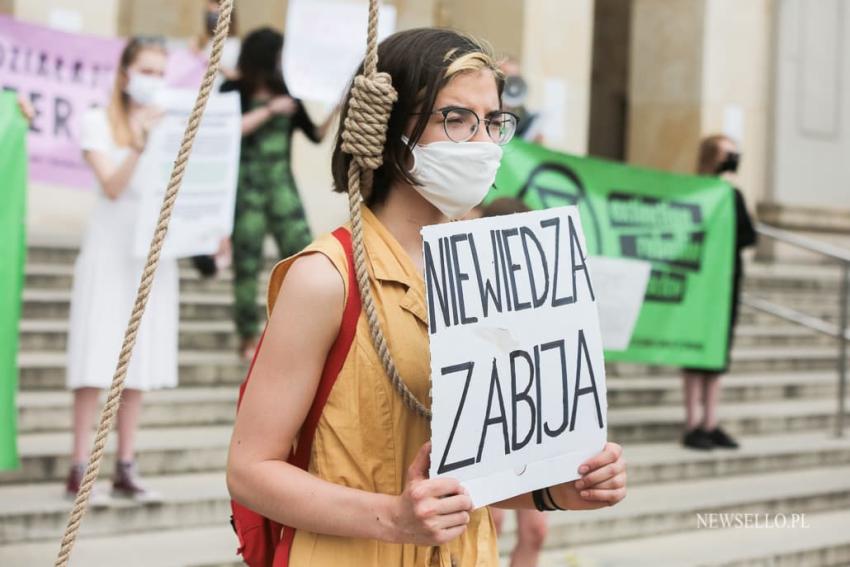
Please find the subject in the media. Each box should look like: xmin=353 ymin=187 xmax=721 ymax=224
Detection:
xmin=53 ymin=3 xmax=234 ymax=565
xmin=341 ymin=0 xmax=432 ymax=420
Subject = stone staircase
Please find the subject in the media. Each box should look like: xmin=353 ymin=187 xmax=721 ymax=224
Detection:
xmin=1 ymin=240 xmax=850 ymax=567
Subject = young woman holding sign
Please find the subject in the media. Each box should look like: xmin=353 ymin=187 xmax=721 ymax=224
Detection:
xmin=227 ymin=29 xmax=626 ymax=566
xmin=65 ymin=37 xmax=176 ymax=503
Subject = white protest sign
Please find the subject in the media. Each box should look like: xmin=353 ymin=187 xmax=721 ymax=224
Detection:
xmin=134 ymin=89 xmax=241 ymax=259
xmin=283 ymin=0 xmax=397 ymax=105
xmin=586 ymin=256 xmax=652 ymax=351
xmin=423 ymin=206 xmax=608 ymax=508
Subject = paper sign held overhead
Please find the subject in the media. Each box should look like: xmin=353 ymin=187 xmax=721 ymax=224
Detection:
xmin=283 ymin=0 xmax=397 ymax=105
xmin=423 ymin=207 xmax=608 ymax=508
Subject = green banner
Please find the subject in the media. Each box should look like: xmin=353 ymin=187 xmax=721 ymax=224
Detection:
xmin=0 ymin=92 xmax=27 ymax=471
xmin=490 ymin=140 xmax=735 ymax=370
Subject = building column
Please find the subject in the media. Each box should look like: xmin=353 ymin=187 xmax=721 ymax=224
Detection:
xmin=441 ymin=0 xmax=594 ymax=155
xmin=520 ymin=0 xmax=595 ymax=154
xmin=628 ymin=0 xmax=774 ymax=207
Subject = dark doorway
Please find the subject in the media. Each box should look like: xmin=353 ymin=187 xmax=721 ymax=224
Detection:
xmin=588 ymin=0 xmax=632 ymax=161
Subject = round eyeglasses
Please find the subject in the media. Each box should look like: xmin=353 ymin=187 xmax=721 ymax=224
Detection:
xmin=417 ymin=106 xmax=519 ymax=146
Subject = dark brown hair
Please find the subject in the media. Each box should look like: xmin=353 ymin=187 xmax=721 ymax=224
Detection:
xmin=331 ymin=28 xmax=504 ymax=207
xmin=236 ymin=27 xmax=287 ymax=99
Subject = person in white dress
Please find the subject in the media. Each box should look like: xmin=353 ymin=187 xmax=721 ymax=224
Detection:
xmin=65 ymin=36 xmax=178 ymax=503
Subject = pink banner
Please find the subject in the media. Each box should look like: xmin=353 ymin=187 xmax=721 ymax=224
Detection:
xmin=0 ymin=15 xmax=124 ymax=188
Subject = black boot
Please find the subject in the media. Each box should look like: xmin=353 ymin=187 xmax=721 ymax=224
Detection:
xmin=682 ymin=428 xmax=714 ymax=450
xmin=706 ymin=426 xmax=739 ymax=449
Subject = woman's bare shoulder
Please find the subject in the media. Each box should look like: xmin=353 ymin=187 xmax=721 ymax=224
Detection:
xmin=273 ymin=251 xmax=345 ymax=319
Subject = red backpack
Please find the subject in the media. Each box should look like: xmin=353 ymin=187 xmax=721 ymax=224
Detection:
xmin=230 ymin=228 xmax=362 ymax=567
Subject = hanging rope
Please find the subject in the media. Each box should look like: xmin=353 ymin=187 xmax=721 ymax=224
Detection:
xmin=341 ymin=0 xmax=432 ymax=420
xmin=53 ymin=2 xmax=234 ymax=565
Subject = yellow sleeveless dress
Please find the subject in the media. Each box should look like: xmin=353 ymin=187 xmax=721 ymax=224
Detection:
xmin=266 ymin=206 xmax=498 ymax=566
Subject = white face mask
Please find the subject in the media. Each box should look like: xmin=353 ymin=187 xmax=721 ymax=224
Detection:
xmin=403 ymin=136 xmax=503 ymax=219
xmin=125 ymin=72 xmax=165 ymax=106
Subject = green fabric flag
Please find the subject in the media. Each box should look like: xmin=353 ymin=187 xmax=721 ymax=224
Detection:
xmin=489 ymin=139 xmax=735 ymax=370
xmin=0 ymin=92 xmax=27 ymax=471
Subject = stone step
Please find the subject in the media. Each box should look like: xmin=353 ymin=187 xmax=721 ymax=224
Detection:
xmin=744 ymin=262 xmax=846 ymax=292
xmin=19 ymin=286 xmax=848 ymax=341
xmin=4 ymin=508 xmax=849 ymax=567
xmin=733 ymin=325 xmax=835 ymax=347
xmin=12 ymin=376 xmax=847 ymax=442
xmin=16 ymin=388 xmax=237 ymax=434
xmin=18 ymin=319 xmax=241 ymax=353
xmin=4 ymin=462 xmax=850 ymax=549
xmin=1 ymin=426 xmax=231 ymax=485
xmin=738 ymin=306 xmax=845 ymax=326
xmin=17 ymin=343 xmax=848 ymax=392
xmin=536 ymin=507 xmax=850 ymax=567
xmin=5 ymin=424 xmax=850 ymax=491
xmin=24 ymin=262 xmax=240 ymax=295
xmin=621 ymin=430 xmax=850 ymax=487
xmin=19 ymin=288 xmax=846 ymax=332
xmin=605 ymin=371 xmax=837 ymax=407
xmin=497 ymin=464 xmax=850 ymax=551
xmin=24 ymin=239 xmax=281 ymax=271
xmin=15 ymin=346 xmax=845 ymax=404
xmin=0 ymin=524 xmax=239 ymax=567
xmin=607 ymin=397 xmax=850 ymax=445
xmin=26 ymin=260 xmax=849 ymax=314
xmin=24 ymin=257 xmax=839 ymax=303
xmin=0 ymin=471 xmax=229 ymax=545
xmin=26 ymin=241 xmax=843 ymax=291
xmin=20 ymin=289 xmax=262 ymax=322
xmin=607 ymin=345 xmax=849 ymax=376
xmin=16 ymin=317 xmax=834 ymax=354
xmin=25 ymin=242 xmax=81 ymax=265
xmin=18 ymin=350 xmax=247 ymax=391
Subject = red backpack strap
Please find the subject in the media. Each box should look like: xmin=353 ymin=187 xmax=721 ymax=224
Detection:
xmin=273 ymin=227 xmax=362 ymax=566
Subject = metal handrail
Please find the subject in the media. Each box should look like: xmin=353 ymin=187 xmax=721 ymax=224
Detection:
xmin=741 ymin=223 xmax=849 ymax=438
xmin=755 ymin=223 xmax=850 ymax=263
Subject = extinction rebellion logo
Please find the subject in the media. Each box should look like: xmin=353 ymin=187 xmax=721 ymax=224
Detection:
xmin=516 ymin=161 xmax=707 ymax=305
xmin=606 ymin=192 xmax=706 ymax=304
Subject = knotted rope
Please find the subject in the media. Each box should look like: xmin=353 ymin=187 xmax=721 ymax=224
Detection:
xmin=341 ymin=0 xmax=432 ymax=420
xmin=53 ymin=2 xmax=234 ymax=565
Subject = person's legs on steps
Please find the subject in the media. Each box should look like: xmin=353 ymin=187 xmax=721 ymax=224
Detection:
xmin=232 ymin=178 xmax=269 ymax=360
xmin=510 ymin=509 xmax=548 ymax=567
xmin=66 ymin=387 xmax=108 ymax=503
xmin=113 ymin=388 xmax=162 ymax=502
xmin=681 ymin=371 xmax=713 ymax=450
xmin=267 ymin=170 xmax=312 ymax=261
xmin=703 ymin=373 xmax=738 ymax=448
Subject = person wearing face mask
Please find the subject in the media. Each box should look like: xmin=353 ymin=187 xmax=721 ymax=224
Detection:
xmin=226 ymin=28 xmax=627 ymax=567
xmin=190 ymin=0 xmax=241 ymax=89
xmin=221 ymin=28 xmax=338 ymax=361
xmin=680 ymin=134 xmax=757 ymax=451
xmin=64 ymin=37 xmax=176 ymax=504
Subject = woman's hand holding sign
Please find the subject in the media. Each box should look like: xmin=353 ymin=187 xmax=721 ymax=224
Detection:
xmin=393 ymin=442 xmax=474 ymax=546
xmin=395 ymin=440 xmax=625 ymax=548
xmin=551 ymin=442 xmax=626 ymax=510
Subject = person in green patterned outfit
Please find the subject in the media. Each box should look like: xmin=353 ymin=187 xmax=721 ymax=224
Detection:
xmin=222 ymin=28 xmax=336 ymax=360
